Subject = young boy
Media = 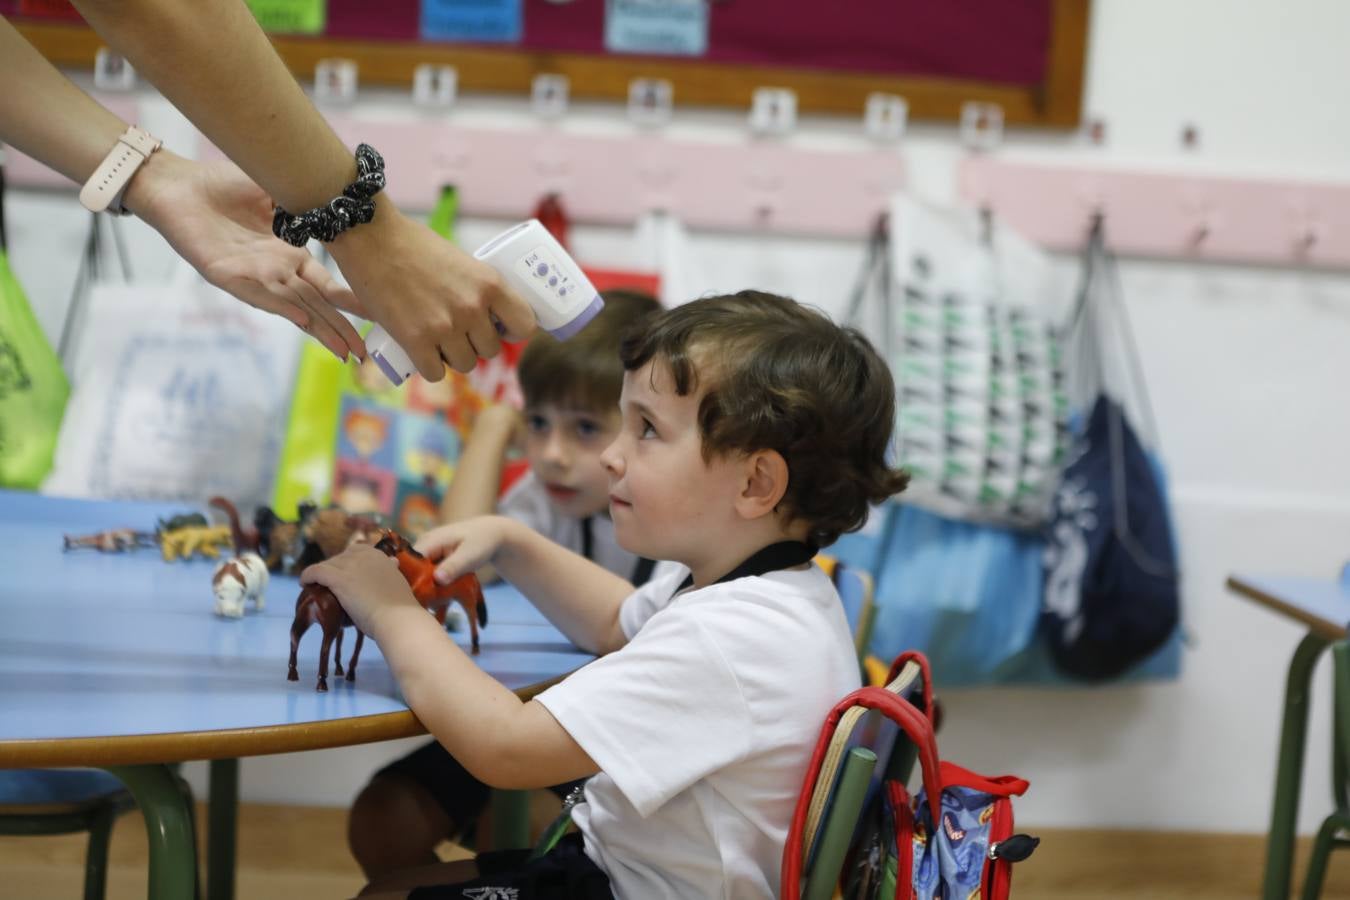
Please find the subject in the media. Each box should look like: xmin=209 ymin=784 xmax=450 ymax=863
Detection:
xmin=306 ymin=290 xmax=909 ymax=899
xmin=347 ymin=289 xmax=663 ymax=879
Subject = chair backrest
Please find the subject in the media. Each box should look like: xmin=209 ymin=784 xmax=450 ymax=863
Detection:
xmin=818 ymin=555 xmax=877 ymax=662
xmin=792 ymin=659 xmax=927 ymax=900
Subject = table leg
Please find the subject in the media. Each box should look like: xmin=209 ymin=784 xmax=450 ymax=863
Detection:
xmin=208 ymin=758 xmax=239 ymax=900
xmin=1264 ymin=632 xmax=1332 ymax=900
xmin=490 ymin=789 xmax=531 ymax=850
xmin=104 ymin=764 xmax=197 ymax=900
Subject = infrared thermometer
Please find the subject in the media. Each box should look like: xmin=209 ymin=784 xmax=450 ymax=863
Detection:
xmin=365 ymin=218 xmax=604 ymax=386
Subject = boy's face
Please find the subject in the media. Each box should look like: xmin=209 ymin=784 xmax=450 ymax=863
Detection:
xmin=523 ymin=402 xmax=621 ymax=518
xmin=601 ymin=360 xmax=745 ymax=565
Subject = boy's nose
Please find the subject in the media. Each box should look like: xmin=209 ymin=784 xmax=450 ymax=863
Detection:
xmin=541 ymin=435 xmax=573 ymax=467
xmin=599 ymin=437 xmax=623 ymax=475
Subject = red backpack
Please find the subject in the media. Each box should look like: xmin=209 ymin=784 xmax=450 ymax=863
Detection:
xmin=783 ymin=651 xmax=1039 ymax=899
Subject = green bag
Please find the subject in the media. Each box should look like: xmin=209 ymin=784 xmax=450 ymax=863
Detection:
xmin=0 ymin=250 xmax=70 ymax=489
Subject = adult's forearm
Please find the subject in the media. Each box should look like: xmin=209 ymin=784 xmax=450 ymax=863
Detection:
xmin=69 ymin=0 xmax=356 ymax=213
xmin=0 ymin=17 xmax=127 ymax=183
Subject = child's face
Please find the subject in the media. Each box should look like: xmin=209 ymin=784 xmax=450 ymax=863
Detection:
xmin=601 ymin=360 xmax=745 ymax=565
xmin=523 ymin=401 xmax=620 ymax=518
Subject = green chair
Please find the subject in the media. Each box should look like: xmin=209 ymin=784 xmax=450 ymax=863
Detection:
xmin=0 ymin=767 xmax=198 ymax=900
xmin=1298 ymin=641 xmax=1350 ymax=899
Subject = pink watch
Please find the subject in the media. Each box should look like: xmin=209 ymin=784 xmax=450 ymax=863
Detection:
xmin=79 ymin=126 xmax=162 ymax=215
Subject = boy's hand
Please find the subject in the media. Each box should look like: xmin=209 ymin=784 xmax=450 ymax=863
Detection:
xmin=414 ymin=515 xmax=516 ymax=586
xmin=300 ymin=544 xmax=417 ymax=637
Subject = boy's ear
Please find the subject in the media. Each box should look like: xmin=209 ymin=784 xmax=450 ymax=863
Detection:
xmin=736 ymin=450 xmax=790 ymax=521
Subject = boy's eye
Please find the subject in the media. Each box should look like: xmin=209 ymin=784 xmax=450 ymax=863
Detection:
xmin=640 ymin=419 xmax=657 ymax=439
xmin=575 ymin=418 xmax=602 ymax=439
xmin=526 ymin=414 xmax=549 ymax=433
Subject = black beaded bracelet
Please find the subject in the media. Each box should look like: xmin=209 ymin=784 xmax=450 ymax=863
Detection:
xmin=272 ymin=143 xmax=386 ymax=246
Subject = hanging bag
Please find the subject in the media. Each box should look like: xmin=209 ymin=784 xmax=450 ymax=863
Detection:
xmin=858 ymin=196 xmax=1070 ymax=530
xmin=1041 ymin=216 xmax=1181 ymax=680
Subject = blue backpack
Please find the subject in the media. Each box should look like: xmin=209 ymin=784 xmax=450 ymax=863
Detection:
xmin=1043 ymin=396 xmax=1179 ymax=679
xmin=1042 ymin=217 xmax=1180 ymax=680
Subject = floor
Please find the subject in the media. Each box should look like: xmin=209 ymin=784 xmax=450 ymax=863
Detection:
xmin=4 ymin=802 xmax=1350 ymax=899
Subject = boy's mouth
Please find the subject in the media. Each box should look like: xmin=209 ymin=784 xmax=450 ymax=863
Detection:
xmin=609 ymin=494 xmax=632 ymax=510
xmin=545 ymin=483 xmax=580 ymax=502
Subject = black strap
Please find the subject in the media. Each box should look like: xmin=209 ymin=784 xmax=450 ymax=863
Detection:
xmin=580 ymin=516 xmax=594 ymax=562
xmin=631 ymin=556 xmax=656 ymax=586
xmin=582 ymin=515 xmax=655 ymax=585
xmin=675 ymin=540 xmax=817 ymax=594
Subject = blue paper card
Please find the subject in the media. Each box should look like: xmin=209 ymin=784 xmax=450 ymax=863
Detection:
xmin=421 ymin=0 xmax=522 ymax=43
xmin=605 ymin=0 xmax=708 ymax=56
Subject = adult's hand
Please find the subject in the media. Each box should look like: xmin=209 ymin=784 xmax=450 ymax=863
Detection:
xmin=328 ymin=199 xmax=537 ymax=379
xmin=125 ymin=150 xmax=367 ymax=361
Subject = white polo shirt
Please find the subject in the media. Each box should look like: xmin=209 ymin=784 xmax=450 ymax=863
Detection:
xmin=533 ymin=561 xmax=861 ymax=899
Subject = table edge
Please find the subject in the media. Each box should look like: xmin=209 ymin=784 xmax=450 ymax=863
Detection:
xmin=0 ymin=673 xmax=568 ymax=768
xmin=1226 ymin=574 xmax=1348 ymax=642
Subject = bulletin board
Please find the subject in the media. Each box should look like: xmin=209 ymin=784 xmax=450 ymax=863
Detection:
xmin=7 ymin=0 xmax=1088 ymax=127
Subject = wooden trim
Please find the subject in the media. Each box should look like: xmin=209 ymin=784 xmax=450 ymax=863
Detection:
xmin=1227 ymin=575 xmax=1348 ymax=641
xmin=0 ymin=674 xmax=568 ymax=768
xmin=15 ymin=4 xmax=1090 ymax=128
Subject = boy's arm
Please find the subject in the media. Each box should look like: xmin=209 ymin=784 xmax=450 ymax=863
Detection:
xmin=420 ymin=516 xmax=634 ymax=655
xmin=494 ymin=520 xmax=635 ymax=655
xmin=372 ymin=597 xmax=601 ymax=790
xmin=439 ymin=405 xmax=518 ymax=523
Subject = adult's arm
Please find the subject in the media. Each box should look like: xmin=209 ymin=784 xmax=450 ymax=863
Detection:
xmin=66 ymin=0 xmax=537 ymax=375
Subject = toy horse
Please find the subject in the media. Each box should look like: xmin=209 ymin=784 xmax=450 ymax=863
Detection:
xmin=63 ymin=528 xmax=154 ymax=552
xmin=287 ymin=581 xmax=365 ymax=692
xmin=374 ymin=531 xmax=489 ymax=654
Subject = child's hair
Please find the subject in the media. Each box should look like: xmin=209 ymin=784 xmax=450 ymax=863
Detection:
xmin=517 ymin=288 xmax=662 ymax=413
xmin=619 ymin=290 xmax=909 ymax=547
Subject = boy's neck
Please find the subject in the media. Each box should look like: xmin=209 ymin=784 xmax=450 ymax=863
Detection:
xmin=685 ymin=518 xmax=813 ymax=589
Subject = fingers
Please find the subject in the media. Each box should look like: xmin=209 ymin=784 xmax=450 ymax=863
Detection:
xmin=437 ymin=336 xmax=477 ymax=376
xmin=412 ymin=525 xmax=460 ymax=559
xmin=290 ymin=273 xmax=366 ymax=359
xmin=300 ymin=253 xmax=369 ymax=322
xmin=488 ymin=280 xmax=537 ymax=343
xmin=280 ymin=277 xmax=351 ymax=361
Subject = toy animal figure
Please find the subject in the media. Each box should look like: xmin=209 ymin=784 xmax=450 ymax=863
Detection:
xmin=374 ymin=531 xmax=489 ymax=654
xmin=287 ymin=580 xmax=365 ymax=692
xmin=62 ymin=528 xmax=154 ymax=553
xmin=157 ymin=512 xmax=208 ymax=533
xmin=160 ymin=524 xmax=234 ymax=562
xmin=290 ymin=506 xmax=383 ymax=574
xmin=212 ymin=552 xmax=269 ymax=618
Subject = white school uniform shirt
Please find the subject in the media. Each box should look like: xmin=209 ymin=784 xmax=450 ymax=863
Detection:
xmin=498 ymin=470 xmax=643 ymax=579
xmin=533 ymin=560 xmax=862 ymax=900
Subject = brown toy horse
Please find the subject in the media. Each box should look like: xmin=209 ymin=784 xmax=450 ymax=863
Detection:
xmin=287 ymin=581 xmax=365 ymax=693
xmin=288 ymin=531 xmax=489 ymax=691
xmin=374 ymin=531 xmax=489 ymax=654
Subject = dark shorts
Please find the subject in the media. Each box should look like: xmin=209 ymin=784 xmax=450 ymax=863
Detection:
xmin=378 ymin=739 xmax=584 ymax=833
xmin=407 ymin=833 xmax=613 ymax=900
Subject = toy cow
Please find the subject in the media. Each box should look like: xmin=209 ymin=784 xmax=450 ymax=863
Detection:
xmin=212 ymin=552 xmax=269 ymax=619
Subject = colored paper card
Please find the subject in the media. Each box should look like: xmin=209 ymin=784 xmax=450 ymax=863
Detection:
xmin=18 ymin=0 xmax=81 ymax=19
xmin=605 ymin=0 xmax=707 ymax=57
xmin=421 ymin=0 xmax=522 ymax=43
xmin=245 ymin=0 xmax=326 ymax=34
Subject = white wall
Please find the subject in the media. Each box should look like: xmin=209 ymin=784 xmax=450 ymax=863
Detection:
xmin=7 ymin=0 xmax=1350 ymax=833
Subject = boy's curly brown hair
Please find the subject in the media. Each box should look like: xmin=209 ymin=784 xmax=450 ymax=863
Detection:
xmin=518 ymin=289 xmax=661 ymax=413
xmin=619 ymin=290 xmax=909 ymax=547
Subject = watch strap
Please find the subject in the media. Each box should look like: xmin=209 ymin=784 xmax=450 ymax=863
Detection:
xmin=79 ymin=126 xmax=162 ymax=215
